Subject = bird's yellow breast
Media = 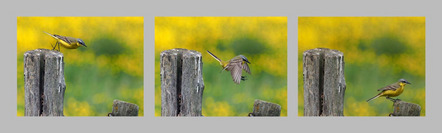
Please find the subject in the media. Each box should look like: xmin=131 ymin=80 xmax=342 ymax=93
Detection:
xmin=58 ymin=41 xmax=80 ymax=49
xmin=381 ymin=82 xmax=406 ymax=97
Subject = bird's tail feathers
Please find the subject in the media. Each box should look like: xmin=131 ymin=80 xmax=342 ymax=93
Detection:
xmin=366 ymin=94 xmax=381 ymax=102
xmin=43 ymin=31 xmax=56 ymax=38
xmin=207 ymin=50 xmax=223 ymax=65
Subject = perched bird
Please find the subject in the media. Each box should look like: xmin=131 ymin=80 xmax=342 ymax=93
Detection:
xmin=366 ymin=79 xmax=411 ymax=102
xmin=44 ymin=31 xmax=87 ymax=51
xmin=207 ymin=50 xmax=251 ymax=84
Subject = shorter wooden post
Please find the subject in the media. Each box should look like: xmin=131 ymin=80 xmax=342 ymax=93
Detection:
xmin=249 ymin=99 xmax=281 ymax=116
xmin=160 ymin=48 xmax=204 ymax=116
xmin=390 ymin=101 xmax=421 ymax=116
xmin=303 ymin=48 xmax=346 ymax=116
xmin=109 ymin=100 xmax=139 ymax=116
xmin=24 ymin=49 xmax=66 ymax=116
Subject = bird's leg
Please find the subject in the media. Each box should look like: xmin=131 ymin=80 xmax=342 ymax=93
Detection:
xmin=51 ymin=42 xmax=56 ymax=50
xmin=386 ymin=97 xmax=395 ymax=102
xmin=57 ymin=42 xmax=61 ymax=52
xmin=53 ymin=42 xmax=60 ymax=51
xmin=386 ymin=97 xmax=401 ymax=102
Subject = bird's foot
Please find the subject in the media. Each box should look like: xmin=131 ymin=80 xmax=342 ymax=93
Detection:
xmin=386 ymin=97 xmax=395 ymax=102
xmin=51 ymin=42 xmax=60 ymax=51
xmin=241 ymin=76 xmax=247 ymax=81
xmin=386 ymin=97 xmax=401 ymax=103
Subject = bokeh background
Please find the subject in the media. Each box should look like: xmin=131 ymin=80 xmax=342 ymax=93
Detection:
xmin=155 ymin=17 xmax=287 ymax=116
xmin=17 ymin=17 xmax=144 ymax=116
xmin=298 ymin=17 xmax=425 ymax=116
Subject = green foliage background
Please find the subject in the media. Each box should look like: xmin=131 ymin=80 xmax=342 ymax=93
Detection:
xmin=17 ymin=17 xmax=144 ymax=116
xmin=155 ymin=17 xmax=287 ymax=116
xmin=298 ymin=17 xmax=425 ymax=116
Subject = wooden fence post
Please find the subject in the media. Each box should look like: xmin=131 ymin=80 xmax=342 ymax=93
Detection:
xmin=303 ymin=48 xmax=346 ymax=116
xmin=24 ymin=49 xmax=66 ymax=116
xmin=390 ymin=100 xmax=421 ymax=116
xmin=109 ymin=99 xmax=139 ymax=116
xmin=160 ymin=48 xmax=204 ymax=116
xmin=249 ymin=99 xmax=281 ymax=116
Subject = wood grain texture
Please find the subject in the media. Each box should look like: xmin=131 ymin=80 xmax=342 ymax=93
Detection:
xmin=160 ymin=48 xmax=204 ymax=116
xmin=251 ymin=99 xmax=281 ymax=116
xmin=391 ymin=100 xmax=421 ymax=116
xmin=160 ymin=49 xmax=179 ymax=116
xmin=24 ymin=49 xmax=66 ymax=116
xmin=111 ymin=100 xmax=139 ymax=116
xmin=303 ymin=48 xmax=346 ymax=116
xmin=323 ymin=49 xmax=346 ymax=116
xmin=303 ymin=49 xmax=322 ymax=116
xmin=180 ymin=50 xmax=204 ymax=116
xmin=24 ymin=50 xmax=43 ymax=116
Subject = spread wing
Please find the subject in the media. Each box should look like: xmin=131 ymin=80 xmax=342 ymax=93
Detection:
xmin=226 ymin=58 xmax=243 ymax=84
xmin=242 ymin=62 xmax=251 ymax=75
xmin=377 ymin=82 xmax=400 ymax=91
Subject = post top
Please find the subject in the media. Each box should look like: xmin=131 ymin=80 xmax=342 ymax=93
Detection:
xmin=24 ymin=49 xmax=63 ymax=57
xmin=303 ymin=48 xmax=343 ymax=57
xmin=113 ymin=99 xmax=139 ymax=107
xmin=160 ymin=48 xmax=202 ymax=57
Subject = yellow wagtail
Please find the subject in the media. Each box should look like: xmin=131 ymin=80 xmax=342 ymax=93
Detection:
xmin=44 ymin=31 xmax=87 ymax=51
xmin=366 ymin=79 xmax=411 ymax=102
xmin=207 ymin=50 xmax=251 ymax=84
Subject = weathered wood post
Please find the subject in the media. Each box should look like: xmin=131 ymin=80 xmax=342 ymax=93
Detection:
xmin=249 ymin=99 xmax=281 ymax=116
xmin=160 ymin=48 xmax=204 ymax=116
xmin=24 ymin=49 xmax=66 ymax=116
xmin=390 ymin=100 xmax=421 ymax=116
xmin=109 ymin=99 xmax=139 ymax=116
xmin=303 ymin=48 xmax=346 ymax=116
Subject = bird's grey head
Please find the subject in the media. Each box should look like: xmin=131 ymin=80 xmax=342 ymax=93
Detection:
xmin=77 ymin=39 xmax=87 ymax=47
xmin=239 ymin=55 xmax=250 ymax=64
xmin=399 ymin=79 xmax=411 ymax=84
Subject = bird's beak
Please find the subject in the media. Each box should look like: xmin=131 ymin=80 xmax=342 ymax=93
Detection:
xmin=82 ymin=44 xmax=87 ymax=47
xmin=406 ymin=81 xmax=411 ymax=84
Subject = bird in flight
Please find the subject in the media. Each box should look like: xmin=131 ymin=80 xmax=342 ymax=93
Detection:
xmin=207 ymin=50 xmax=251 ymax=84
